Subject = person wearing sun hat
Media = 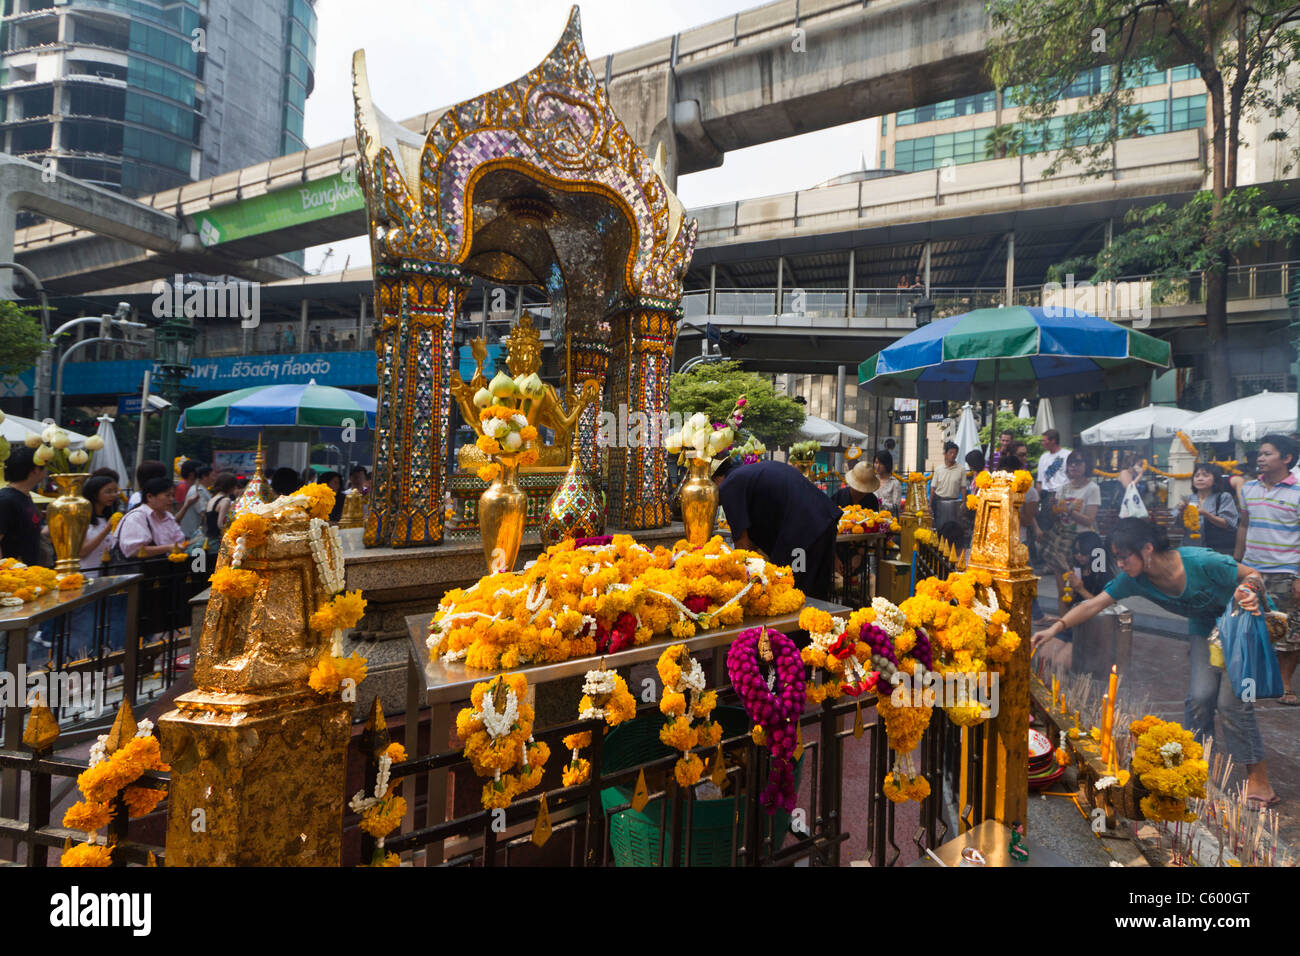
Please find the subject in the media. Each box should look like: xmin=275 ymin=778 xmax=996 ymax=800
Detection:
xmin=833 ymin=461 xmax=881 ymax=509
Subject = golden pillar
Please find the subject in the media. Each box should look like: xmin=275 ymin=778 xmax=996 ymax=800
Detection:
xmin=366 ymin=264 xmax=469 ymax=547
xmin=966 ymin=473 xmax=1034 ymax=829
xmin=605 ymin=306 xmax=676 ymax=529
xmin=570 ymin=337 xmax=611 ymax=480
xmin=159 ymin=509 xmax=350 ymax=865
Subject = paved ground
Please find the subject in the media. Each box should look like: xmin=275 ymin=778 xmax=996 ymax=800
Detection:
xmin=1037 ymin=574 xmax=1300 ymax=854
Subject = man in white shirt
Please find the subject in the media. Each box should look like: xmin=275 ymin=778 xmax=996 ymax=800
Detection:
xmin=930 ymin=441 xmax=966 ymax=528
xmin=1036 ymin=429 xmax=1071 ymax=493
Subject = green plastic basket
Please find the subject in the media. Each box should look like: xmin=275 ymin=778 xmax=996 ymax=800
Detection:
xmin=599 ymin=706 xmax=803 ymax=867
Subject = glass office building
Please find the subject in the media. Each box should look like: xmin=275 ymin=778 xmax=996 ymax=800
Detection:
xmin=0 ymin=0 xmax=317 ymax=196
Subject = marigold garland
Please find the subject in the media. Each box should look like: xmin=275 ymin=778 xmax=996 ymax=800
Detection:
xmin=63 ymin=720 xmax=169 ymax=867
xmin=0 ymin=559 xmax=58 ymax=606
xmin=427 ymin=535 xmax=804 ymax=671
xmin=308 ymin=652 xmax=368 ymax=695
xmin=457 ymin=674 xmax=549 ymax=810
xmin=210 ymin=567 xmax=260 ymax=599
xmin=60 ymin=843 xmax=113 ymax=867
xmin=656 ymin=644 xmax=721 ymax=788
xmin=1130 ymin=716 xmax=1207 ymax=823
xmin=296 ymin=482 xmax=336 ymax=521
xmin=224 ymin=512 xmax=268 ymax=548
xmin=56 ymin=572 xmax=85 ymax=590
xmin=309 ymin=589 xmax=368 ymax=634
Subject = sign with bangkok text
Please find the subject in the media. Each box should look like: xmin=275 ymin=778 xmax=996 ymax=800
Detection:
xmin=17 ymin=350 xmax=379 ymax=397
xmin=191 ymin=171 xmax=365 ymax=247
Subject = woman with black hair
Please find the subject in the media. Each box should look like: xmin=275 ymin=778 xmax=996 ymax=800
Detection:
xmin=874 ymin=450 xmax=902 ymax=514
xmin=1031 ymin=517 xmax=1279 ymax=809
xmin=79 ymin=474 xmax=120 ymax=574
xmin=1176 ymin=462 xmax=1238 ymax=554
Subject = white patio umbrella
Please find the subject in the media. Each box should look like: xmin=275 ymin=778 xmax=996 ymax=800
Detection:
xmin=1034 ymin=399 xmax=1056 ymax=435
xmin=954 ymin=403 xmax=980 ymax=462
xmin=1080 ymin=405 xmax=1198 ymax=445
xmin=0 ymin=414 xmax=90 ymax=445
xmin=89 ymin=415 xmax=127 ymax=480
xmin=1017 ymin=399 xmax=1031 ymax=419
xmin=1182 ymin=390 xmax=1298 ymax=443
xmin=796 ymin=415 xmax=868 ymax=448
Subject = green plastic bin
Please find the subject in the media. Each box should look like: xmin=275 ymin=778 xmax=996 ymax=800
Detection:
xmin=599 ymin=706 xmax=803 ymax=866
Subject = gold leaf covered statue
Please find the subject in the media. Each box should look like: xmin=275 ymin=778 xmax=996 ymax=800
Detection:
xmin=451 ymin=312 xmax=598 ymax=470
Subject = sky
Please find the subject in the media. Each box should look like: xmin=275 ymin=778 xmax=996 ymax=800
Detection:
xmin=300 ymin=0 xmax=880 ymax=273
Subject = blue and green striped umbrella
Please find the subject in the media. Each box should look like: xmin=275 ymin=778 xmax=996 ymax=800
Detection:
xmin=178 ymin=380 xmax=376 ymax=435
xmin=858 ymin=307 xmax=1171 ymax=400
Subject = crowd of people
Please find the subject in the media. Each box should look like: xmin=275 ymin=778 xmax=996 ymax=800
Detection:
xmin=0 ymin=454 xmax=374 ymax=570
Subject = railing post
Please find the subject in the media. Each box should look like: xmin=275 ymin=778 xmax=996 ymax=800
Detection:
xmin=22 ymin=699 xmax=61 ymax=866
xmin=966 ymin=474 xmax=1034 ymax=829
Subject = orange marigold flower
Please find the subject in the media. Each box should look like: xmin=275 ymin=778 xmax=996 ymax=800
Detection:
xmin=297 ymin=482 xmax=336 ymax=521
xmin=61 ymin=842 xmax=112 ymax=867
xmin=224 ymin=512 xmax=268 ymax=548
xmin=123 ymin=786 xmax=166 ymax=819
xmin=56 ymin=573 xmax=85 ymax=590
xmin=63 ymin=800 xmax=113 ymax=833
xmin=210 ymin=567 xmax=260 ymax=599
xmin=383 ymin=742 xmax=407 ymax=763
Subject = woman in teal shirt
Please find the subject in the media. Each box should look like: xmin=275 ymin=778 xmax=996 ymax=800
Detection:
xmin=1031 ymin=518 xmax=1279 ymax=809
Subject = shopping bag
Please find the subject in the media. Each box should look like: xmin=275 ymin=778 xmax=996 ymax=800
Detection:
xmin=1118 ymin=482 xmax=1148 ymax=519
xmin=1215 ymin=595 xmax=1284 ymax=701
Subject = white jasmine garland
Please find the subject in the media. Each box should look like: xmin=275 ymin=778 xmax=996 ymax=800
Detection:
xmin=582 ymin=668 xmax=619 ymax=696
xmin=476 ymin=685 xmax=519 ymax=740
xmin=1159 ymin=740 xmax=1184 ymax=768
xmin=1095 ymin=776 xmax=1118 ymax=790
xmin=871 ymin=597 xmax=906 ymax=638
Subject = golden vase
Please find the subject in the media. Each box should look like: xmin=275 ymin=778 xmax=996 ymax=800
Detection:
xmin=680 ymin=454 xmax=719 ymax=546
xmin=480 ymin=456 xmax=527 ymax=573
xmin=47 ymin=472 xmax=91 ymax=574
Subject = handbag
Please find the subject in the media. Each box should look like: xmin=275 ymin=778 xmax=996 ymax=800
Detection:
xmin=1212 ymin=584 xmax=1284 ymax=700
xmin=1201 ymin=493 xmax=1237 ymax=552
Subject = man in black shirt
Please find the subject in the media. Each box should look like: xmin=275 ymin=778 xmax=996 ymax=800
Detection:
xmin=713 ymin=457 xmax=840 ymax=600
xmin=0 ymin=445 xmax=48 ymax=565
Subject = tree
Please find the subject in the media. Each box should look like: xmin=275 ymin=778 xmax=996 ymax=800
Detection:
xmin=987 ymin=0 xmax=1300 ymax=406
xmin=669 ymin=361 xmax=805 ymax=447
xmin=0 ymin=301 xmax=47 ymax=378
xmin=984 ymin=123 xmax=1025 ymax=160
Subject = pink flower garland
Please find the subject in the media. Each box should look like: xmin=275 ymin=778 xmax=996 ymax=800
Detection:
xmin=727 ymin=626 xmax=806 ymax=813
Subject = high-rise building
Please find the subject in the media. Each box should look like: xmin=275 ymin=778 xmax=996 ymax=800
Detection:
xmin=0 ymin=0 xmax=317 ymax=197
xmin=878 ymin=63 xmax=1207 ymax=173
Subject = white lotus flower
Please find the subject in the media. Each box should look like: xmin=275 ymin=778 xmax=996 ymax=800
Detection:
xmin=665 ymin=433 xmax=683 ymax=454
xmin=69 ymin=449 xmax=89 ymax=467
xmin=50 ymin=430 xmax=70 ymax=450
xmin=23 ymin=432 xmax=41 ymax=449
xmin=687 ymin=412 xmax=710 ymax=430
xmin=518 ymin=372 xmax=546 ymax=399
xmin=41 ymin=425 xmax=56 ymax=444
xmin=84 ymin=435 xmax=104 ymax=451
xmin=502 ymin=431 xmax=523 ymax=452
xmin=511 ymin=413 xmax=528 ymax=429
xmin=707 ymin=430 xmax=730 ymax=455
xmin=488 ymin=371 xmax=517 ymax=398
xmin=32 ymin=445 xmax=53 ymax=466
xmin=473 ymin=387 xmax=493 ymax=409
xmin=691 ymin=430 xmax=709 ymax=454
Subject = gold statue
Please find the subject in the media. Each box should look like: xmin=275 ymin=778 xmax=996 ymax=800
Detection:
xmin=451 ymin=312 xmax=599 ymax=469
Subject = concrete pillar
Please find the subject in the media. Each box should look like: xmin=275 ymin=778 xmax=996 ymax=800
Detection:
xmin=836 ymin=364 xmax=846 ymax=472
xmin=846 ymin=249 xmax=855 ymax=318
xmin=923 ymin=241 xmax=932 ymax=295
xmin=0 ymin=195 xmax=18 ymax=300
xmin=709 ymin=263 xmax=716 ymax=315
xmin=299 ymin=297 xmax=308 ymax=350
xmin=358 ymin=294 xmax=367 ymax=346
xmin=1004 ymin=231 xmax=1015 ymax=306
xmin=775 ymin=257 xmax=784 ymax=316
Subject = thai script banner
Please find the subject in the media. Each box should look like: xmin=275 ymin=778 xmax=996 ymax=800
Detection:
xmin=16 ymin=350 xmax=378 ymax=397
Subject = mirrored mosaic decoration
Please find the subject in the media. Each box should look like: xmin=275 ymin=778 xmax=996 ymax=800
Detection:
xmin=353 ymin=6 xmax=696 ymax=546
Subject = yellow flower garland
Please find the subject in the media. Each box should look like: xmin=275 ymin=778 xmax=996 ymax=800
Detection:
xmin=656 ymin=644 xmax=721 ymax=787
xmin=428 ymin=535 xmax=804 ymax=671
xmin=1130 ymin=717 xmax=1207 ymax=823
xmin=457 ymin=674 xmax=550 ymax=810
xmin=63 ymin=726 xmax=169 ymax=867
xmin=210 ymin=567 xmax=260 ymax=599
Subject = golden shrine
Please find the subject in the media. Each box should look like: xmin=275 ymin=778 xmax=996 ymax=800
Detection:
xmin=352 ymin=6 xmax=697 ymax=548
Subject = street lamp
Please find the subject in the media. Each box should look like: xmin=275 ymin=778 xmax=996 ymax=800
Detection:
xmin=911 ymin=296 xmax=935 ymax=327
xmin=152 ymin=314 xmax=196 ymax=471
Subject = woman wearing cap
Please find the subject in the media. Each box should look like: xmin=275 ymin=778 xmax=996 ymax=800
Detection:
xmin=832 ymin=461 xmax=881 ymax=509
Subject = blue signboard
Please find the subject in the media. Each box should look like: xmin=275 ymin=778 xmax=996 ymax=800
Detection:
xmin=117 ymin=396 xmax=143 ymax=415
xmin=19 ymin=350 xmax=379 ymax=397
